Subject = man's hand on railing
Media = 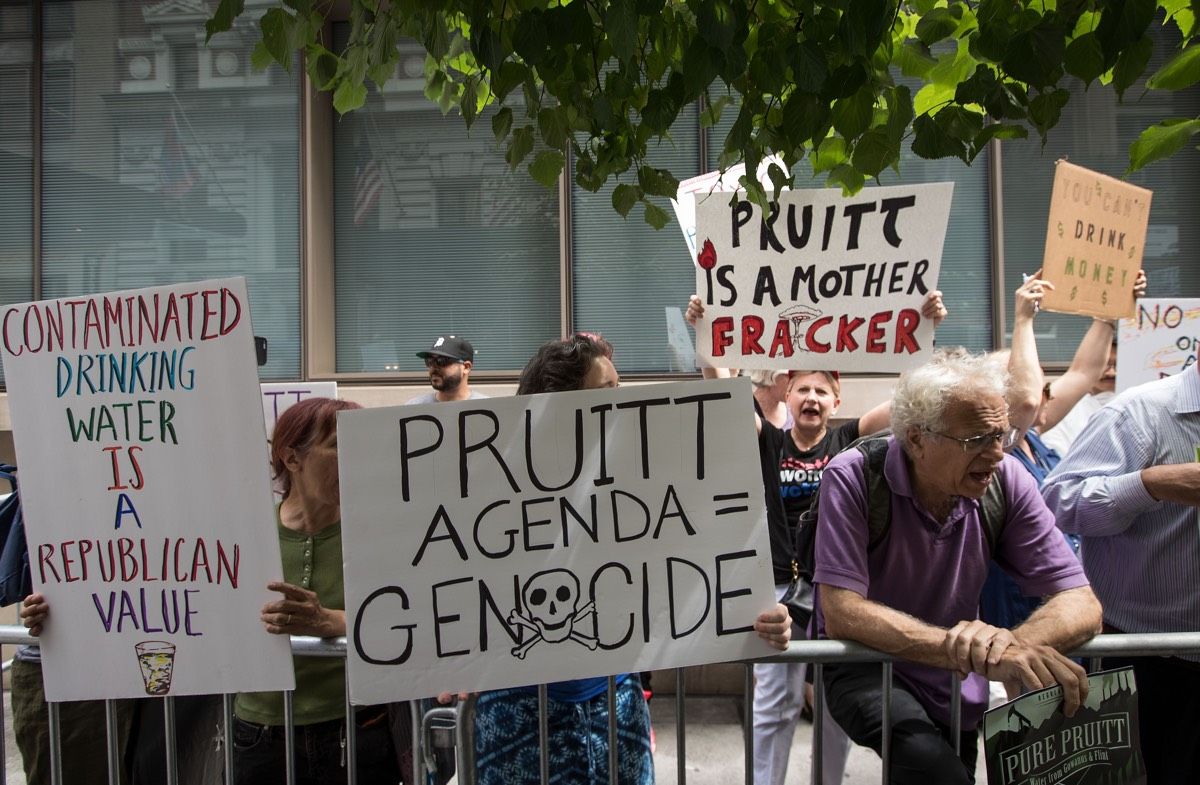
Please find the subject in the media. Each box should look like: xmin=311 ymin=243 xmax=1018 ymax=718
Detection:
xmin=986 ymin=643 xmax=1089 ymax=717
xmin=20 ymin=593 xmax=48 ymax=637
xmin=943 ymin=619 xmax=1017 ymax=678
xmin=755 ymin=604 xmax=793 ymax=651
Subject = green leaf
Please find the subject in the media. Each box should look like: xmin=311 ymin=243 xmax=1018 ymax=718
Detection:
xmin=851 ymin=129 xmax=897 ymax=176
xmin=612 ymin=183 xmax=641 ymax=217
xmin=825 ymin=164 xmax=866 ymax=195
xmin=512 ymin=10 xmax=549 ymax=65
xmin=1065 ymin=33 xmax=1107 ymax=84
xmin=832 ymin=87 xmax=875 ymax=140
xmin=492 ymin=61 xmax=527 ymax=102
xmin=916 ymin=8 xmax=960 ymax=46
xmin=1028 ymin=87 xmax=1071 ymax=136
xmin=492 ymin=107 xmax=514 ymax=143
xmin=794 ymin=43 xmax=829 ymax=93
xmin=529 ymin=150 xmax=566 ymax=188
xmin=970 ymin=122 xmax=1028 ymax=160
xmin=1128 ymin=118 xmax=1200 ymax=172
xmin=684 ymin=39 xmax=720 ymax=97
xmin=250 ymin=40 xmax=275 ymax=72
xmin=537 ymin=108 xmax=568 ymax=150
xmin=911 ymin=113 xmax=968 ymax=161
xmin=259 ymin=8 xmax=296 ymax=69
xmin=368 ymin=60 xmax=394 ymax=90
xmin=1146 ymin=45 xmax=1200 ymax=90
xmin=935 ymin=106 xmax=985 ymax=141
xmin=307 ymin=45 xmax=339 ymax=89
xmin=460 ymin=76 xmax=480 ymax=129
xmin=811 ymin=137 xmax=848 ymax=174
xmin=697 ymin=0 xmax=738 ymax=50
xmin=1113 ymin=34 xmax=1154 ymax=97
xmin=895 ymin=41 xmax=937 ymax=79
xmin=206 ymin=0 xmax=245 ymax=41
xmin=506 ymin=126 xmax=536 ymax=169
xmin=885 ymin=85 xmax=915 ymax=144
xmin=914 ymin=82 xmax=956 ymax=116
xmin=1002 ymin=21 xmax=1066 ymax=88
xmin=782 ymin=91 xmax=828 ymax=144
xmin=643 ymin=200 xmax=670 ymax=229
xmin=332 ymin=80 xmax=367 ymax=114
xmin=606 ymin=0 xmax=639 ymax=64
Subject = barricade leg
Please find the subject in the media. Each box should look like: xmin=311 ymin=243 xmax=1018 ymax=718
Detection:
xmin=222 ymin=694 xmax=234 ymax=785
xmin=606 ymin=677 xmax=617 ymax=785
xmin=949 ymin=672 xmax=962 ymax=756
xmin=163 ymin=696 xmax=179 ymax=785
xmin=743 ymin=665 xmax=753 ymax=785
xmin=48 ymin=701 xmax=61 ymax=785
xmin=537 ymin=684 xmax=549 ymax=785
xmin=344 ymin=669 xmax=357 ymax=785
xmin=283 ymin=691 xmax=296 ymax=785
xmin=104 ymin=699 xmax=119 ymax=785
xmin=812 ymin=663 xmax=824 ymax=785
xmin=881 ymin=663 xmax=892 ymax=785
xmin=675 ymin=669 xmax=686 ymax=785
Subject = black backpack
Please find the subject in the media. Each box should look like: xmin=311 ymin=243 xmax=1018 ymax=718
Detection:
xmin=792 ymin=431 xmax=1008 ymax=583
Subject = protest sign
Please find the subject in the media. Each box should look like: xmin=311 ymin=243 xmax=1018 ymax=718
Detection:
xmin=337 ymin=378 xmax=776 ymax=703
xmin=671 ymin=157 xmax=785 ymax=264
xmin=261 ymin=382 xmax=338 ymax=435
xmin=983 ymin=668 xmax=1144 ymax=785
xmin=692 ymin=183 xmax=953 ymax=372
xmin=0 ymin=278 xmax=294 ymax=701
xmin=1040 ymin=161 xmax=1152 ymax=320
xmin=1115 ymin=298 xmax=1200 ymax=391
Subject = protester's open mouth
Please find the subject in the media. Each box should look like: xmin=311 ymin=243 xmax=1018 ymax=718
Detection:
xmin=969 ymin=469 xmax=995 ymax=486
xmin=800 ymin=407 xmax=820 ymax=417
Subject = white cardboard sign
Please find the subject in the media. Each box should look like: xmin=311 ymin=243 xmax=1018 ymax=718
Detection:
xmin=338 ymin=378 xmax=776 ymax=703
xmin=261 ymin=382 xmax=339 ymax=435
xmin=0 ymin=278 xmax=294 ymax=701
xmin=671 ymin=157 xmax=786 ymax=264
xmin=693 ymin=183 xmax=954 ymax=372
xmin=1116 ymin=298 xmax=1200 ymax=391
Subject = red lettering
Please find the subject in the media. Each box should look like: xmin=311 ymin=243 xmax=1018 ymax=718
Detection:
xmin=805 ymin=316 xmax=833 ymax=353
xmin=866 ymin=311 xmax=891 ymax=353
xmin=23 ymin=306 xmax=43 ymax=353
xmin=2 ymin=308 xmax=22 ymax=356
xmin=768 ymin=320 xmax=794 ymax=358
xmin=711 ymin=317 xmax=735 ymax=357
xmin=104 ymin=446 xmax=127 ymax=490
xmin=742 ymin=316 xmax=766 ymax=354
xmin=836 ymin=315 xmax=865 ymax=352
xmin=220 ymin=288 xmax=242 ymax=336
xmin=78 ymin=539 xmax=92 ymax=581
xmin=128 ymin=446 xmax=145 ymax=490
xmin=200 ymin=290 xmax=220 ymax=340
xmin=38 ymin=543 xmax=60 ymax=583
xmin=894 ymin=308 xmax=921 ymax=354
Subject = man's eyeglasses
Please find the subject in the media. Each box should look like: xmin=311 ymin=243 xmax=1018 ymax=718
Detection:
xmin=424 ymin=356 xmax=461 ymax=368
xmin=925 ymin=427 xmax=1020 ymax=453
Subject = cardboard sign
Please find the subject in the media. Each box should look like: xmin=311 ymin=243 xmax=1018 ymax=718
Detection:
xmin=1115 ymin=298 xmax=1200 ymax=391
xmin=692 ymin=183 xmax=953 ymax=372
xmin=338 ymin=378 xmax=776 ymax=703
xmin=671 ymin=157 xmax=786 ymax=264
xmin=1040 ymin=161 xmax=1152 ymax=320
xmin=983 ymin=668 xmax=1145 ymax=785
xmin=0 ymin=278 xmax=294 ymax=701
xmin=261 ymin=382 xmax=339 ymax=435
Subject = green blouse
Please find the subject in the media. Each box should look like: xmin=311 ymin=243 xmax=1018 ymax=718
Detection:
xmin=234 ymin=513 xmax=346 ymax=726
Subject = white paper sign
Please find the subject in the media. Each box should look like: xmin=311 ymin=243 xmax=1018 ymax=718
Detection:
xmin=338 ymin=378 xmax=776 ymax=703
xmin=693 ymin=183 xmax=954 ymax=372
xmin=261 ymin=382 xmax=339 ymax=435
xmin=0 ymin=278 xmax=294 ymax=701
xmin=671 ymin=157 xmax=787 ymax=263
xmin=1116 ymin=298 xmax=1200 ymax=391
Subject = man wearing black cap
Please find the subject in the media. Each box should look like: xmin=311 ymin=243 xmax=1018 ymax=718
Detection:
xmin=407 ymin=335 xmax=488 ymax=404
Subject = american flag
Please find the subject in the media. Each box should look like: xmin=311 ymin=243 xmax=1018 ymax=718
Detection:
xmin=353 ymin=129 xmax=383 ymax=226
xmin=160 ymin=111 xmax=198 ymax=198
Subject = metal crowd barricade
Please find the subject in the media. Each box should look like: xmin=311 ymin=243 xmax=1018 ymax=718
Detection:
xmin=3 ymin=627 xmax=1199 ymax=785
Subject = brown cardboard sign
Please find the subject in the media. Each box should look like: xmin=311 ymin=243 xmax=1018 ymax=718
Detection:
xmin=1040 ymin=161 xmax=1152 ymax=320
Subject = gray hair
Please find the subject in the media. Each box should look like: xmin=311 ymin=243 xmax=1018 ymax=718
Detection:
xmin=748 ymin=369 xmax=786 ymax=388
xmin=890 ymin=349 xmax=1009 ymax=447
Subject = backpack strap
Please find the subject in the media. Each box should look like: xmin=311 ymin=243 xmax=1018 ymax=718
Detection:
xmin=855 ymin=436 xmax=894 ymax=549
xmin=977 ymin=465 xmax=1008 ymax=553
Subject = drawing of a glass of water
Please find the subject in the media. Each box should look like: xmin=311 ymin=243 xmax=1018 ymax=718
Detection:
xmin=135 ymin=641 xmax=177 ymax=695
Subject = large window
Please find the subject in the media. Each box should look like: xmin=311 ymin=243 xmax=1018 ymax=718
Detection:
xmin=0 ymin=1 xmax=34 ymax=383
xmin=1002 ymin=21 xmax=1200 ymax=362
xmin=571 ymin=110 xmax=702 ymax=373
xmin=333 ymin=37 xmax=561 ymax=373
xmin=38 ymin=0 xmax=301 ymax=378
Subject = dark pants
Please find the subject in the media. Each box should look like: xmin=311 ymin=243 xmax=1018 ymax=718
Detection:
xmin=232 ymin=709 xmax=400 ymax=785
xmin=824 ymin=663 xmax=977 ymax=785
xmin=12 ymin=658 xmax=136 ymax=785
xmin=1105 ymin=655 xmax=1200 ymax=785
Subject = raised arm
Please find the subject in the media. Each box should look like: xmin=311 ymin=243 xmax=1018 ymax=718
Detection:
xmin=1007 ymin=273 xmax=1051 ymax=433
xmin=1040 ymin=270 xmax=1146 ymax=432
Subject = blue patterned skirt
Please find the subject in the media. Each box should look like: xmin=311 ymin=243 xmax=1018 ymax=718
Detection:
xmin=473 ymin=678 xmax=654 ymax=785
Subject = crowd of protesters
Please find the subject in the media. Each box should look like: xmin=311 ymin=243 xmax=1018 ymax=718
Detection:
xmin=9 ymin=263 xmax=1199 ymax=785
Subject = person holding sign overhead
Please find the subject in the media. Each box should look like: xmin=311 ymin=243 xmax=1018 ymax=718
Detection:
xmin=471 ymin=333 xmax=793 ymax=785
xmin=229 ymin=397 xmax=400 ymax=785
xmin=686 ymin=291 xmax=947 ymax=785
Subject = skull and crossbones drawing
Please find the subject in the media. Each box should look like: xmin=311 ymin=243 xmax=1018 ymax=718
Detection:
xmin=508 ymin=569 xmax=599 ymax=659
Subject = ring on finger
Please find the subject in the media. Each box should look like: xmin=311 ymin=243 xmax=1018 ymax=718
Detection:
xmin=285 ymin=613 xmax=293 ymax=626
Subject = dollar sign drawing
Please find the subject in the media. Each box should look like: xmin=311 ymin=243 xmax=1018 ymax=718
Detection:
xmin=1101 ymin=290 xmax=1108 ymax=306
xmin=1057 ymin=222 xmax=1064 ymax=238
xmin=1070 ymin=286 xmax=1078 ymax=301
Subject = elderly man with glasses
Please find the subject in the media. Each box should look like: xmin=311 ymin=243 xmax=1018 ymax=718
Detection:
xmin=407 ymin=335 xmax=488 ymax=404
xmin=813 ymin=350 xmax=1102 ymax=785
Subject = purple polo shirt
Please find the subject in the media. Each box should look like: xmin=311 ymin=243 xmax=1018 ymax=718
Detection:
xmin=813 ymin=438 xmax=1088 ymax=729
